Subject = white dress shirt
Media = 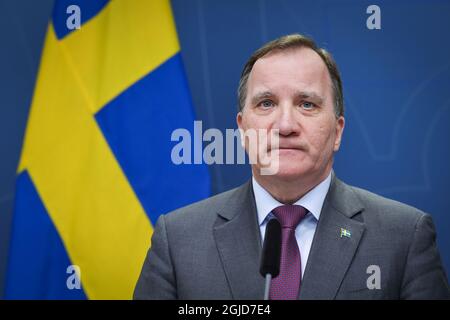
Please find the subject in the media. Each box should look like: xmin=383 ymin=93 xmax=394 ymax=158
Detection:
xmin=252 ymin=171 xmax=332 ymax=277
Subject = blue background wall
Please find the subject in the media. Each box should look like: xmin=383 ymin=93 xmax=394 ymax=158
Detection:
xmin=1 ymin=0 xmax=449 ymax=298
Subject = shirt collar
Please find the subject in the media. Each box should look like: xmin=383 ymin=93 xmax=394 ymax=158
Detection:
xmin=252 ymin=171 xmax=332 ymax=226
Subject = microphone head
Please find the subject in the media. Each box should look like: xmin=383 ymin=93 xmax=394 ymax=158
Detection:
xmin=259 ymin=218 xmax=282 ymax=278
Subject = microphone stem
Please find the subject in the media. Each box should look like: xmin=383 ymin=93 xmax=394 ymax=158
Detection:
xmin=263 ymin=274 xmax=272 ymax=300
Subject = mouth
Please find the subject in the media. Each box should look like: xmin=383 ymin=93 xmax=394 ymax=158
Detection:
xmin=269 ymin=146 xmax=307 ymax=152
xmin=279 ymin=146 xmax=302 ymax=150
xmin=277 ymin=148 xmax=304 ymax=154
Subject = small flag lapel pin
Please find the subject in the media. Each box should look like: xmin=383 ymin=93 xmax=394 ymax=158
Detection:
xmin=340 ymin=228 xmax=351 ymax=238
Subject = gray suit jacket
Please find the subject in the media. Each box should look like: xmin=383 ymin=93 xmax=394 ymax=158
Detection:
xmin=134 ymin=174 xmax=450 ymax=299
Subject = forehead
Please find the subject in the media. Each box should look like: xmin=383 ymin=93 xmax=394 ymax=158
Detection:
xmin=247 ymin=47 xmax=332 ymax=99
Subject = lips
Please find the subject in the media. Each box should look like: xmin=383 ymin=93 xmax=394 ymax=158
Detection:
xmin=277 ymin=148 xmax=304 ymax=153
xmin=279 ymin=146 xmax=302 ymax=150
xmin=269 ymin=145 xmax=307 ymax=152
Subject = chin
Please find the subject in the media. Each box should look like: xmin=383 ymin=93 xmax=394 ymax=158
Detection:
xmin=270 ymin=163 xmax=312 ymax=181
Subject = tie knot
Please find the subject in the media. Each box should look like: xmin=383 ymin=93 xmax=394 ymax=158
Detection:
xmin=272 ymin=205 xmax=307 ymax=229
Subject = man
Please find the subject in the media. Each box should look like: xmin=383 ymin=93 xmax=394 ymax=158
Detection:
xmin=134 ymin=34 xmax=450 ymax=299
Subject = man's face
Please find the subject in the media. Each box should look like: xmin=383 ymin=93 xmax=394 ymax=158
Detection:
xmin=237 ymin=47 xmax=345 ymax=182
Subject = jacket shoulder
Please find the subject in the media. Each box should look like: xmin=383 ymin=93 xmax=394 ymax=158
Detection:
xmin=161 ymin=182 xmax=247 ymax=227
xmin=346 ymin=182 xmax=426 ymax=228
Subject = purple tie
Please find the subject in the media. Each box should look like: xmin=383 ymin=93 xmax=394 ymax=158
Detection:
xmin=269 ymin=205 xmax=307 ymax=300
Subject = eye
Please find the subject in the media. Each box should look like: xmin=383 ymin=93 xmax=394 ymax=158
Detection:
xmin=301 ymin=101 xmax=315 ymax=110
xmin=258 ymin=100 xmax=275 ymax=109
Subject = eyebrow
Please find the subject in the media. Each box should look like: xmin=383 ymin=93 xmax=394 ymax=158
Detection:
xmin=295 ymin=90 xmax=324 ymax=105
xmin=250 ymin=91 xmax=274 ymax=106
xmin=250 ymin=90 xmax=325 ymax=106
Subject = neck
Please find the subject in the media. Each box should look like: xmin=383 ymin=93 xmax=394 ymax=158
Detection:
xmin=253 ymin=169 xmax=331 ymax=204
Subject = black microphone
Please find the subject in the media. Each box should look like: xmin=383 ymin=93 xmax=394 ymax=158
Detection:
xmin=259 ymin=218 xmax=281 ymax=300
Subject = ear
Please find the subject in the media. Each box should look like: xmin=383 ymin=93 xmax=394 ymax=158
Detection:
xmin=236 ymin=111 xmax=243 ymax=130
xmin=333 ymin=116 xmax=345 ymax=151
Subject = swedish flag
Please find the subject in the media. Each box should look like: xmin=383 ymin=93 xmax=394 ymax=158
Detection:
xmin=340 ymin=228 xmax=351 ymax=238
xmin=5 ymin=0 xmax=210 ymax=299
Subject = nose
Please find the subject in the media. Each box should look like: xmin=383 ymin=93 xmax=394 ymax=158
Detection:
xmin=274 ymin=104 xmax=299 ymax=137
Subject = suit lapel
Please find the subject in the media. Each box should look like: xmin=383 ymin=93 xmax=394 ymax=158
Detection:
xmin=213 ymin=181 xmax=265 ymax=299
xmin=299 ymin=174 xmax=366 ymax=299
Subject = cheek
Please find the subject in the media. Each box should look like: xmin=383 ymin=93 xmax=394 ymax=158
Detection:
xmin=306 ymin=122 xmax=336 ymax=155
xmin=241 ymin=114 xmax=272 ymax=131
